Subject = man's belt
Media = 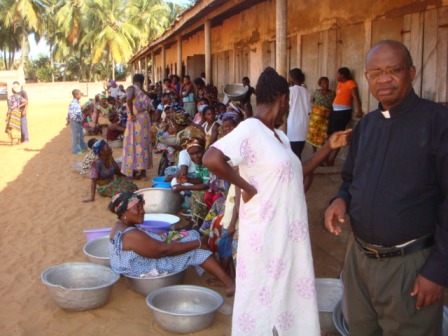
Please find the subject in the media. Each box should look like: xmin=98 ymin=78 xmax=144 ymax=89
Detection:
xmin=354 ymin=234 xmax=434 ymax=260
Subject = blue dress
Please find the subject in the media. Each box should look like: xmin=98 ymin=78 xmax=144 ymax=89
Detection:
xmin=109 ymin=227 xmax=212 ymax=277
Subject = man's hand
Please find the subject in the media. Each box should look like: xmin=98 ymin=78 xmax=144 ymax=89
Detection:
xmin=324 ymin=198 xmax=347 ymax=235
xmin=411 ymin=275 xmax=444 ymax=309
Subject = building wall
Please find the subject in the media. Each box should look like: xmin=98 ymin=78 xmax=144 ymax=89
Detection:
xmin=146 ymin=0 xmax=448 ymax=108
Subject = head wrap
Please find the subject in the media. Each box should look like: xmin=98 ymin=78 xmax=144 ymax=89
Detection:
xmin=185 ymin=136 xmax=205 ymax=150
xmin=220 ymin=111 xmax=241 ymax=124
xmin=174 ymin=112 xmax=189 ymax=126
xmin=100 ymin=94 xmax=107 ymax=100
xmin=110 ymin=80 xmax=116 ymax=85
xmin=109 ymin=192 xmax=144 ymax=218
xmin=92 ymin=139 xmax=106 ymax=155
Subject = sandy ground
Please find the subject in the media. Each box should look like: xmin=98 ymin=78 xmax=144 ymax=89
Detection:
xmin=0 ymin=82 xmax=410 ymax=335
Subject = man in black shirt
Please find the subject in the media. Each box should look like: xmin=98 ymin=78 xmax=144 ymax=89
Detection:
xmin=325 ymin=40 xmax=447 ymax=335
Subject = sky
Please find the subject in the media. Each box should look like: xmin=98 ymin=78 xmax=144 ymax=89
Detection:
xmin=29 ymin=35 xmax=49 ymax=60
xmin=27 ymin=0 xmax=193 ymax=60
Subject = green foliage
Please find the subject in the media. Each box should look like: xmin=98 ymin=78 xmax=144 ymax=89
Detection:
xmin=0 ymin=0 xmax=190 ymax=81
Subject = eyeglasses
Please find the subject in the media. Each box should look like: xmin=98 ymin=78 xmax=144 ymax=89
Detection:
xmin=365 ymin=65 xmax=406 ymax=80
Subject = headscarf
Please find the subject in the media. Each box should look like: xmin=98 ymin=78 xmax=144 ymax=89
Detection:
xmin=109 ymin=192 xmax=144 ymax=218
xmin=220 ymin=111 xmax=241 ymax=124
xmin=185 ymin=136 xmax=205 ymax=150
xmin=92 ymin=139 xmax=106 ymax=155
xmin=174 ymin=111 xmax=189 ymax=126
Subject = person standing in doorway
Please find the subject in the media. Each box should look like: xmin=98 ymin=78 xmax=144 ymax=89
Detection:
xmin=180 ymin=75 xmax=195 ymax=117
xmin=325 ymin=40 xmax=447 ymax=335
xmin=287 ymin=68 xmax=310 ymax=160
xmin=67 ymin=89 xmax=88 ymax=154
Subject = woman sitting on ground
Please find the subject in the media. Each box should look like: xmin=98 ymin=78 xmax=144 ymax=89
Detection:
xmin=108 ymin=192 xmax=235 ymax=296
xmin=80 ymin=138 xmax=99 ymax=176
xmin=83 ymin=140 xmax=137 ymax=202
xmin=172 ymin=137 xmax=225 ymax=227
xmin=106 ymin=112 xmax=126 ymax=142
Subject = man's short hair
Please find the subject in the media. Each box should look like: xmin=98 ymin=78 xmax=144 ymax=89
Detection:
xmin=72 ymin=89 xmax=81 ymax=97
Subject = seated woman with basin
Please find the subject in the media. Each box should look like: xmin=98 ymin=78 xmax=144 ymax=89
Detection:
xmin=108 ymin=191 xmax=235 ymax=296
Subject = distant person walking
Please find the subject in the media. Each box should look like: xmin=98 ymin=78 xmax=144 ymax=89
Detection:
xmin=5 ymin=83 xmax=27 ymax=146
xmin=12 ymin=81 xmax=29 ymax=143
xmin=67 ymin=89 xmax=88 ymax=154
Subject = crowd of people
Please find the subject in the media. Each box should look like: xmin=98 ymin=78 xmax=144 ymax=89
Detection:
xmin=65 ymin=39 xmax=446 ymax=335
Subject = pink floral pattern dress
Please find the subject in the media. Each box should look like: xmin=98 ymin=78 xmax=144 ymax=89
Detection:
xmin=121 ymin=85 xmax=153 ymax=176
xmin=212 ymin=118 xmax=320 ymax=335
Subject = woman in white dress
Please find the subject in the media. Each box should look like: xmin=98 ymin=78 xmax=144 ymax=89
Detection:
xmin=203 ymin=67 xmax=350 ymax=335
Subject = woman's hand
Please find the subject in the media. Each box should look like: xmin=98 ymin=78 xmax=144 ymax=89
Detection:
xmin=328 ymin=129 xmax=352 ymax=149
xmin=172 ymin=184 xmax=184 ymax=192
xmin=199 ymin=235 xmax=211 ymax=251
xmin=129 ymin=113 xmax=136 ymax=122
xmin=242 ymin=184 xmax=257 ymax=203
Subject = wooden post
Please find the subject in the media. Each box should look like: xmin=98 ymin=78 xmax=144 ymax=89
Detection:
xmin=151 ymin=51 xmax=156 ymax=84
xmin=204 ymin=20 xmax=212 ymax=84
xmin=177 ymin=35 xmax=182 ymax=77
xmin=276 ymin=0 xmax=287 ymax=77
xmin=161 ymin=45 xmax=166 ymax=78
xmin=144 ymin=56 xmax=149 ymax=87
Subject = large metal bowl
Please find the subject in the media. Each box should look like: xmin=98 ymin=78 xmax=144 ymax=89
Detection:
xmin=223 ymin=83 xmax=249 ymax=101
xmin=125 ymin=268 xmax=186 ymax=296
xmin=41 ymin=262 xmax=120 ymax=311
xmin=146 ymin=285 xmax=224 ymax=334
xmin=83 ymin=236 xmax=110 ymax=266
xmin=135 ymin=188 xmax=183 ymax=215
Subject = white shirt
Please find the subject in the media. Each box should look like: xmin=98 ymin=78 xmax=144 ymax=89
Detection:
xmin=178 ymin=149 xmax=196 ymax=174
xmin=287 ymin=85 xmax=311 ymax=142
xmin=108 ymin=86 xmax=120 ymax=98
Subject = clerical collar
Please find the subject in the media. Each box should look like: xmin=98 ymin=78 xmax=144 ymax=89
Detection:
xmin=381 ymin=110 xmax=391 ymax=119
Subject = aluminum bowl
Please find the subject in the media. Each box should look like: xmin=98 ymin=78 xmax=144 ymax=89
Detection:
xmin=125 ymin=268 xmax=186 ymax=296
xmin=41 ymin=262 xmax=119 ymax=311
xmin=83 ymin=236 xmax=110 ymax=266
xmin=135 ymin=188 xmax=183 ymax=215
xmin=223 ymin=83 xmax=249 ymax=101
xmin=146 ymin=285 xmax=224 ymax=334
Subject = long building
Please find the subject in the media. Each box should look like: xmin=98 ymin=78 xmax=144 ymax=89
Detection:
xmin=128 ymin=0 xmax=448 ymax=112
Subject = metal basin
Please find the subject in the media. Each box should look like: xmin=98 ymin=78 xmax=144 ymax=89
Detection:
xmin=146 ymin=285 xmax=224 ymax=334
xmin=135 ymin=188 xmax=183 ymax=215
xmin=83 ymin=236 xmax=110 ymax=266
xmin=125 ymin=268 xmax=186 ymax=296
xmin=41 ymin=262 xmax=119 ymax=311
xmin=223 ymin=83 xmax=249 ymax=101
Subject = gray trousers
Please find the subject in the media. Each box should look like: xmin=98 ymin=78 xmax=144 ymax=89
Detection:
xmin=342 ymin=235 xmax=443 ymax=336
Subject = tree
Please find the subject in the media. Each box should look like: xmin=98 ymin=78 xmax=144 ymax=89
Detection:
xmin=0 ymin=0 xmax=46 ymax=68
xmin=79 ymin=0 xmax=141 ymax=80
